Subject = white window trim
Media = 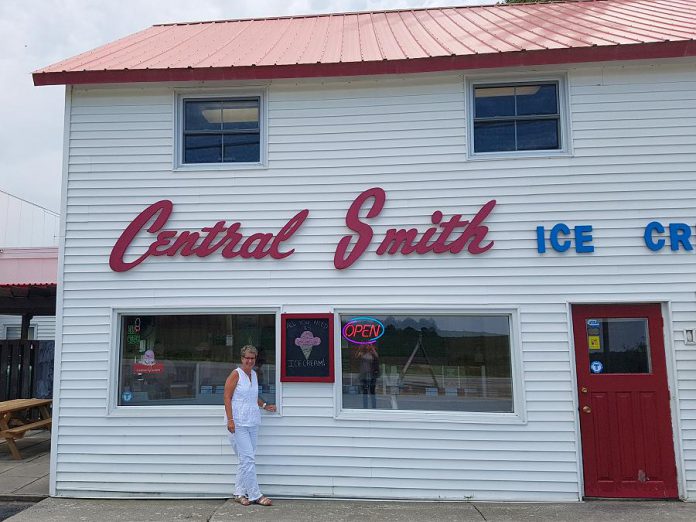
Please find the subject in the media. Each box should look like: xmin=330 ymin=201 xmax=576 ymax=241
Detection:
xmin=107 ymin=306 xmax=281 ymax=417
xmin=333 ymin=307 xmax=527 ymax=425
xmin=466 ymin=74 xmax=572 ymax=160
xmin=173 ymin=87 xmax=269 ymax=171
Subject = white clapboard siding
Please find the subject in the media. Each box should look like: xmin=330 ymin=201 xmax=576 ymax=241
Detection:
xmin=0 ymin=191 xmax=59 ymax=248
xmin=0 ymin=315 xmax=56 ymax=340
xmin=54 ymin=62 xmax=696 ymax=501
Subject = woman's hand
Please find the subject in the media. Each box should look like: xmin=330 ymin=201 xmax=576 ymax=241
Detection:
xmin=265 ymin=404 xmax=277 ymax=413
xmin=227 ymin=419 xmax=235 ymax=433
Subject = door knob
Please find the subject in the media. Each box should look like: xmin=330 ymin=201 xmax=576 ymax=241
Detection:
xmin=582 ymin=406 xmax=592 ymax=414
xmin=581 ymin=387 xmax=588 ymax=394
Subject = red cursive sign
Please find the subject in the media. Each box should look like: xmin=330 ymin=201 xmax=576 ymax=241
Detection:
xmin=109 ymin=189 xmax=496 ymax=272
xmin=333 ymin=187 xmax=496 ymax=269
xmin=109 ymin=200 xmax=309 ymax=272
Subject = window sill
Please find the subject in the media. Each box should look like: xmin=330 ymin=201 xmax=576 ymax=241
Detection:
xmin=468 ymin=149 xmax=572 ymax=162
xmin=336 ymin=408 xmax=526 ymax=425
xmin=109 ymin=404 xmax=224 ymax=416
xmin=173 ymin=162 xmax=268 ymax=172
xmin=108 ymin=404 xmax=281 ymax=417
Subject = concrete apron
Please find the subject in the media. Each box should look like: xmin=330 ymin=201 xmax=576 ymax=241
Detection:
xmin=0 ymin=431 xmax=50 ymax=500
xmin=6 ymin=498 xmax=696 ymax=522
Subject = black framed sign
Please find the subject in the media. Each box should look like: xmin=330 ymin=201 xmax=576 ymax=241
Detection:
xmin=281 ymin=313 xmax=334 ymax=383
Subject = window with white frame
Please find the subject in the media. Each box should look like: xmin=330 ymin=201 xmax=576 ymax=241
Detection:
xmin=5 ymin=325 xmax=35 ymax=340
xmin=181 ymin=97 xmax=261 ymax=164
xmin=117 ymin=313 xmax=276 ymax=406
xmin=472 ymin=81 xmax=562 ymax=154
xmin=340 ymin=314 xmax=513 ymax=413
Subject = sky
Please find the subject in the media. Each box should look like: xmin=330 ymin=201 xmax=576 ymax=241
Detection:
xmin=0 ymin=0 xmax=496 ymax=214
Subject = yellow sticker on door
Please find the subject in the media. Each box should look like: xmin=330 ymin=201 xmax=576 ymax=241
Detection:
xmin=588 ymin=336 xmax=601 ymax=350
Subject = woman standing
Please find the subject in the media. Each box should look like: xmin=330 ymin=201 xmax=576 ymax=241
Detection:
xmin=358 ymin=343 xmax=380 ymax=409
xmin=224 ymin=345 xmax=276 ymax=506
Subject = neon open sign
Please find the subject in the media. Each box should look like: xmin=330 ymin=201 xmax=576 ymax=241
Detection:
xmin=342 ymin=317 xmax=385 ymax=345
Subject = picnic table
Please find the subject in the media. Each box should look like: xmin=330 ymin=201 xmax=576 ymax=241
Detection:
xmin=0 ymin=398 xmax=52 ymax=460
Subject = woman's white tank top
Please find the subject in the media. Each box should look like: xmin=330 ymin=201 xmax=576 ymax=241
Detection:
xmin=227 ymin=367 xmax=261 ymax=427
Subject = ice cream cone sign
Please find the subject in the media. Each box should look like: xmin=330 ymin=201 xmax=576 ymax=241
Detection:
xmin=295 ymin=331 xmax=321 ymax=360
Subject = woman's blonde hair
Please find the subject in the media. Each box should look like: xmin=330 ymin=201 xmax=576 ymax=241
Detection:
xmin=240 ymin=344 xmax=258 ymax=358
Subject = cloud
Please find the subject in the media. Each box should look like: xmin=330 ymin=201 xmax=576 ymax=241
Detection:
xmin=0 ymin=0 xmax=493 ymax=213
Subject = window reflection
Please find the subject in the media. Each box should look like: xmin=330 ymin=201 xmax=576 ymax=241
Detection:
xmin=586 ymin=318 xmax=651 ymax=374
xmin=119 ymin=314 xmax=276 ymax=406
xmin=183 ymin=98 xmax=261 ymax=164
xmin=341 ymin=315 xmax=513 ymax=413
xmin=473 ymin=82 xmax=561 ymax=153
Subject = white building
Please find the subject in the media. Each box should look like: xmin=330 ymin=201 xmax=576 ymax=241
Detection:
xmin=0 ymin=190 xmax=58 ymax=340
xmin=33 ymin=0 xmax=696 ymax=502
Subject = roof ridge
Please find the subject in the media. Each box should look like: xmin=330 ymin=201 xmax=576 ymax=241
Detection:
xmin=0 ymin=189 xmax=60 ymax=216
xmin=153 ymin=0 xmax=613 ymax=28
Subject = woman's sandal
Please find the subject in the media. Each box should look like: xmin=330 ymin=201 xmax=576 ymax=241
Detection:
xmin=252 ymin=495 xmax=273 ymax=506
xmin=234 ymin=495 xmax=251 ymax=506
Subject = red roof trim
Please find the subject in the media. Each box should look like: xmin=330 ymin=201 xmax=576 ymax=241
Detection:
xmin=33 ymin=40 xmax=696 ymax=86
xmin=0 ymin=283 xmax=57 ymax=288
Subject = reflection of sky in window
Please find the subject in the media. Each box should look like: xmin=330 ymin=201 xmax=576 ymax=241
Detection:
xmin=475 ymin=85 xmax=557 ymax=117
xmin=475 ymin=87 xmax=515 ymax=117
xmin=375 ymin=315 xmax=509 ymax=337
xmin=473 ymin=84 xmax=559 ymax=153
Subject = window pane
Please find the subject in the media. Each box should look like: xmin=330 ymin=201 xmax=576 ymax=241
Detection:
xmin=586 ymin=318 xmax=651 ymax=374
xmin=340 ymin=315 xmax=513 ymax=413
xmin=474 ymin=121 xmax=515 ymax=153
xmin=5 ymin=326 xmax=34 ymax=339
xmin=119 ymin=314 xmax=276 ymax=406
xmin=184 ymin=134 xmax=222 ymax=163
xmin=185 ymin=101 xmax=222 ymax=131
xmin=516 ymin=120 xmax=559 ymax=150
xmin=474 ymin=87 xmax=515 ymax=118
xmin=222 ymin=100 xmax=259 ymax=131
xmin=223 ymin=133 xmax=260 ymax=163
xmin=516 ymin=84 xmax=558 ymax=116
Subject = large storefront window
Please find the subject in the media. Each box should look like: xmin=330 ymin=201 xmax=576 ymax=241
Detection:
xmin=118 ymin=314 xmax=275 ymax=406
xmin=340 ymin=314 xmax=513 ymax=413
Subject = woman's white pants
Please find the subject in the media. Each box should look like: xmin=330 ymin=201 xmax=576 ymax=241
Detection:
xmin=228 ymin=425 xmax=262 ymax=501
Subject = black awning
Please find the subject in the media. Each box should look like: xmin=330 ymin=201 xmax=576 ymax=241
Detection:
xmin=0 ymin=284 xmax=57 ymax=316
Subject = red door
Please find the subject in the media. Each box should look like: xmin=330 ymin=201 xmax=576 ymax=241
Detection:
xmin=572 ymin=303 xmax=678 ymax=498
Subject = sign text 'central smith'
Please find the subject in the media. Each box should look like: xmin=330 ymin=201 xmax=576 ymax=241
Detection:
xmin=109 ymin=187 xmax=496 ymax=272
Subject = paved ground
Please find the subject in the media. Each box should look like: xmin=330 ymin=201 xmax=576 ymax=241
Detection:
xmin=0 ymin=503 xmax=36 ymax=522
xmin=5 ymin=498 xmax=696 ymax=522
xmin=0 ymin=431 xmax=50 ymax=500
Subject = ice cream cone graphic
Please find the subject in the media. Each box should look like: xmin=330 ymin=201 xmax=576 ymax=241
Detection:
xmin=295 ymin=331 xmax=321 ymax=360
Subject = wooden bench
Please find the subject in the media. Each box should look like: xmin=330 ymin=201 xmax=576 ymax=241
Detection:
xmin=3 ymin=418 xmax=52 ymax=438
xmin=0 ymin=398 xmax=52 ymax=460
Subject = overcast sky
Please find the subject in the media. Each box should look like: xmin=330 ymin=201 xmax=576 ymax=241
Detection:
xmin=0 ymin=0 xmax=495 ymax=213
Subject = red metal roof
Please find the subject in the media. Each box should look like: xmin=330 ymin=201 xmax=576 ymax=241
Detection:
xmin=33 ymin=0 xmax=696 ymax=86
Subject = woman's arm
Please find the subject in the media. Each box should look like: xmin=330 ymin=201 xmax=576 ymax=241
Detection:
xmin=257 ymin=396 xmax=277 ymax=413
xmin=223 ymin=370 xmax=239 ymax=432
